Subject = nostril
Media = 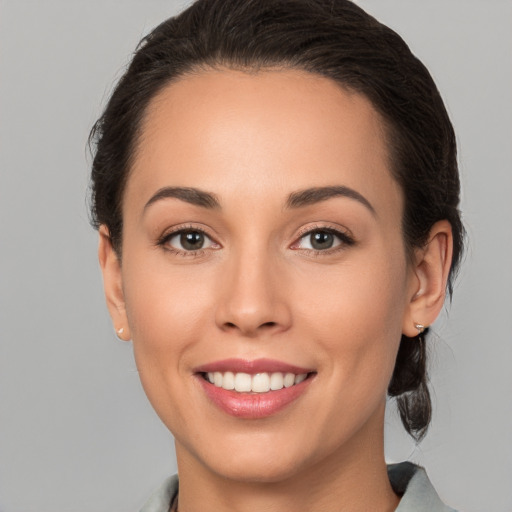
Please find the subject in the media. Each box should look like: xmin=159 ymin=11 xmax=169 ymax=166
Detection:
xmin=222 ymin=320 xmax=278 ymax=332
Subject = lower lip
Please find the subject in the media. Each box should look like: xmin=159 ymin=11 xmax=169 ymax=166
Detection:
xmin=197 ymin=375 xmax=313 ymax=419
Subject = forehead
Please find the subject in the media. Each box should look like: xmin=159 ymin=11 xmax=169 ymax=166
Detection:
xmin=127 ymin=68 xmax=401 ymax=217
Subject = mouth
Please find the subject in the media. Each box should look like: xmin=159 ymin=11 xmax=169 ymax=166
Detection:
xmin=201 ymin=370 xmax=312 ymax=393
xmin=194 ymin=359 xmax=316 ymax=418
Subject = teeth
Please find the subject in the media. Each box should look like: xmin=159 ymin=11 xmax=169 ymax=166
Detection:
xmin=206 ymin=371 xmax=309 ymax=393
xmin=222 ymin=371 xmax=235 ymax=390
xmin=234 ymin=372 xmax=252 ymax=392
xmin=270 ymin=372 xmax=284 ymax=390
xmin=213 ymin=372 xmax=223 ymax=387
xmin=294 ymin=373 xmax=307 ymax=384
xmin=284 ymin=372 xmax=295 ymax=388
xmin=252 ymin=373 xmax=270 ymax=393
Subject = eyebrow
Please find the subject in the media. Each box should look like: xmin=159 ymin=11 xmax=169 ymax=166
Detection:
xmin=285 ymin=186 xmax=376 ymax=215
xmin=143 ymin=184 xmax=375 ymax=216
xmin=144 ymin=186 xmax=221 ymax=212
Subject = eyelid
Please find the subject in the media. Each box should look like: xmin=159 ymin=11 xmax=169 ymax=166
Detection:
xmin=157 ymin=223 xmax=221 ymax=255
xmin=155 ymin=222 xmax=354 ymax=256
xmin=290 ymin=223 xmax=355 ymax=252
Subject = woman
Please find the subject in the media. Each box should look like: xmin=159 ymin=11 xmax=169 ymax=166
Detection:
xmin=89 ymin=0 xmax=464 ymax=510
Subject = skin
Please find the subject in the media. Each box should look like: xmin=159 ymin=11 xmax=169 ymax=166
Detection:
xmin=99 ymin=69 xmax=453 ymax=512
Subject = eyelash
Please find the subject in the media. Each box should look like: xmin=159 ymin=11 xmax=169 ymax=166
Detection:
xmin=292 ymin=225 xmax=355 ymax=256
xmin=157 ymin=225 xmax=217 ymax=258
xmin=157 ymin=224 xmax=355 ymax=258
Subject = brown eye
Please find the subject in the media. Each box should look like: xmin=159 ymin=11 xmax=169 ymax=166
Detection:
xmin=180 ymin=231 xmax=205 ymax=250
xmin=294 ymin=228 xmax=354 ymax=252
xmin=164 ymin=229 xmax=217 ymax=252
xmin=309 ymin=231 xmax=334 ymax=250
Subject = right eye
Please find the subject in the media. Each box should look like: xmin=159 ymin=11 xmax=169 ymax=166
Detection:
xmin=161 ymin=229 xmax=219 ymax=254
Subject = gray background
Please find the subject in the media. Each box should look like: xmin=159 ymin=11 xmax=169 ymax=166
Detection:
xmin=0 ymin=1 xmax=510 ymax=510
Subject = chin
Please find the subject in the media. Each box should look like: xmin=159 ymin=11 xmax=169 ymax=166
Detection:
xmin=206 ymin=451 xmax=311 ymax=484
xmin=177 ymin=425 xmax=327 ymax=485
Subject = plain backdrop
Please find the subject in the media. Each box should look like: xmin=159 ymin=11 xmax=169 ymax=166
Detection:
xmin=0 ymin=1 xmax=511 ymax=511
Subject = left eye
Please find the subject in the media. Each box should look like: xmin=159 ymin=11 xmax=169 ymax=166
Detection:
xmin=295 ymin=229 xmax=346 ymax=251
xmin=165 ymin=230 xmax=216 ymax=251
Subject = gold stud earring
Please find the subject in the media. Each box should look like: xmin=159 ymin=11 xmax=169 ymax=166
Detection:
xmin=116 ymin=327 xmax=125 ymax=340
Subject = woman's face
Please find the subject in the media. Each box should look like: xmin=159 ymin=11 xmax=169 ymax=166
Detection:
xmin=109 ymin=69 xmax=419 ymax=482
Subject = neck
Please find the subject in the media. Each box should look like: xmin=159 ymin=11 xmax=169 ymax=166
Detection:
xmin=175 ymin=406 xmax=399 ymax=512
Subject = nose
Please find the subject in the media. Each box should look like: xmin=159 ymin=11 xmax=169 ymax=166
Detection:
xmin=214 ymin=248 xmax=292 ymax=338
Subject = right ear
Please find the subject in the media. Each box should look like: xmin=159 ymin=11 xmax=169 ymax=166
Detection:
xmin=98 ymin=225 xmax=131 ymax=341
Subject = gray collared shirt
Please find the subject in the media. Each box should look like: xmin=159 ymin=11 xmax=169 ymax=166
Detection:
xmin=141 ymin=462 xmax=457 ymax=512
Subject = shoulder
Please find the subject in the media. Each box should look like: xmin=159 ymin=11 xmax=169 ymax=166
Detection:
xmin=140 ymin=474 xmax=178 ymax=512
xmin=388 ymin=462 xmax=458 ymax=512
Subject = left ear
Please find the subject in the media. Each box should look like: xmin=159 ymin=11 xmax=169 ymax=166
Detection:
xmin=402 ymin=220 xmax=453 ymax=337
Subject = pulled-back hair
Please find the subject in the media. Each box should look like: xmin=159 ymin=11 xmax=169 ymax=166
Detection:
xmin=89 ymin=0 xmax=464 ymax=441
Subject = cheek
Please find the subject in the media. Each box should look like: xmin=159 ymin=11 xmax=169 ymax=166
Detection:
xmin=124 ymin=263 xmax=212 ymax=353
xmin=293 ymin=251 xmax=408 ymax=390
xmin=120 ymin=253 xmax=214 ymax=387
xmin=121 ymin=259 xmax=220 ymax=432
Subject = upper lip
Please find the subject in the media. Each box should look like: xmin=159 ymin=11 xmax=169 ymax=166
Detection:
xmin=193 ymin=358 xmax=314 ymax=375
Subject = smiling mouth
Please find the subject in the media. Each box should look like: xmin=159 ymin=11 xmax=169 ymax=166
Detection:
xmin=202 ymin=371 xmax=314 ymax=393
xmin=196 ymin=360 xmax=316 ymax=418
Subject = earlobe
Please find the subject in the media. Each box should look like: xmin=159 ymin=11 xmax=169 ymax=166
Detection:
xmin=98 ymin=226 xmax=131 ymax=341
xmin=402 ymin=220 xmax=453 ymax=338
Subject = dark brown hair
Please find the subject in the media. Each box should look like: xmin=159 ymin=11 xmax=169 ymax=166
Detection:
xmin=89 ymin=0 xmax=464 ymax=441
